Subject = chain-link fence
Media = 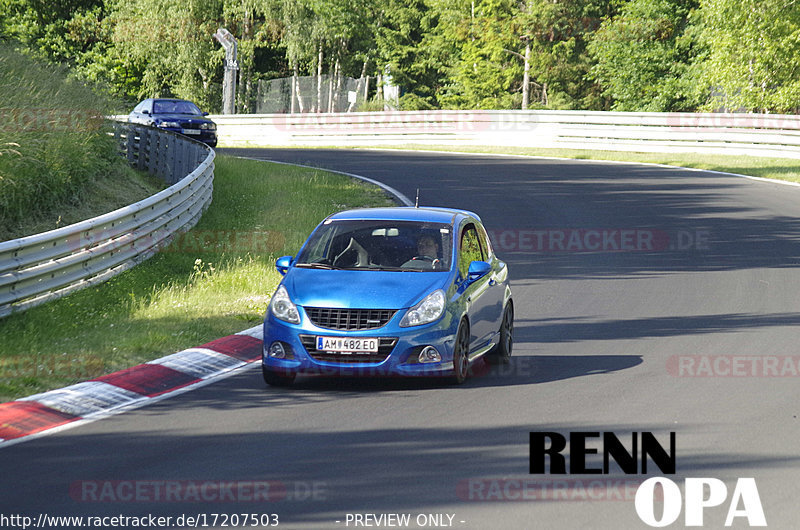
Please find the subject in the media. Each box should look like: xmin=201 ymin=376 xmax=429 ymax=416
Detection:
xmin=256 ymin=75 xmax=369 ymax=114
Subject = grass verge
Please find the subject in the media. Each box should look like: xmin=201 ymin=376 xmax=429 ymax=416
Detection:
xmin=0 ymin=155 xmax=393 ymax=401
xmin=0 ymin=42 xmax=157 ymax=240
xmin=1 ymin=166 xmax=166 ymax=241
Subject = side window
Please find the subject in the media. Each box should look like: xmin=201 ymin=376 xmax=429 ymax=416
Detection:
xmin=459 ymin=224 xmax=485 ymax=277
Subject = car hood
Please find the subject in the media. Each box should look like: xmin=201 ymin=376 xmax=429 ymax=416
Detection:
xmin=283 ymin=268 xmax=449 ymax=309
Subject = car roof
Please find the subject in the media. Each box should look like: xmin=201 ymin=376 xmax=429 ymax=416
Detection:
xmin=138 ymin=98 xmax=200 ymax=106
xmin=326 ymin=207 xmax=481 ymax=225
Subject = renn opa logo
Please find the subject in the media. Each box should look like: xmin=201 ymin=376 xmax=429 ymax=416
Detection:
xmin=529 ymin=432 xmax=766 ymax=527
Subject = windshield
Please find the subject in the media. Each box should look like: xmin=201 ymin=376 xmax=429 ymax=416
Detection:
xmin=153 ymin=100 xmax=202 ymax=115
xmin=295 ymin=220 xmax=453 ymax=272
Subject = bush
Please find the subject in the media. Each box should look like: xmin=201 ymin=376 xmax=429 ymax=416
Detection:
xmin=356 ymin=97 xmax=392 ymax=112
xmin=399 ymin=93 xmax=436 ymax=111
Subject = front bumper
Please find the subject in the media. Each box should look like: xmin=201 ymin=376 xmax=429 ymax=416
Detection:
xmin=161 ymin=126 xmax=217 ymax=146
xmin=262 ymin=311 xmax=458 ymax=378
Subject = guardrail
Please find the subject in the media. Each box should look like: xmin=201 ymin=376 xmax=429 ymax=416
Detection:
xmin=0 ymin=123 xmax=214 ymax=318
xmin=211 ymin=110 xmax=800 ymax=159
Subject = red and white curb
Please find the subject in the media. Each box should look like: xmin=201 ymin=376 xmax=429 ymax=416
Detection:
xmin=0 ymin=326 xmax=263 ymax=448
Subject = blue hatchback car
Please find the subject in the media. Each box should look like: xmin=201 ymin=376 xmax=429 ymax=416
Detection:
xmin=262 ymin=207 xmax=513 ymax=386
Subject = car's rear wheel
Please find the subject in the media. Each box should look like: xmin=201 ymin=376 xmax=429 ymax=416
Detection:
xmin=262 ymin=365 xmax=296 ymax=387
xmin=452 ymin=320 xmax=470 ymax=384
xmin=486 ymin=302 xmax=514 ymax=365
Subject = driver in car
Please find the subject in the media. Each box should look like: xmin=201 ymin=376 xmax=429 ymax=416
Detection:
xmin=403 ymin=235 xmax=441 ymax=269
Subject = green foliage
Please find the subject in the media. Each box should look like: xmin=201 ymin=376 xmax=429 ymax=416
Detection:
xmin=699 ymin=0 xmax=800 ymax=112
xmin=399 ymin=92 xmax=436 ymax=110
xmin=527 ymin=0 xmax=622 ymax=110
xmin=356 ymin=97 xmax=389 ymax=112
xmin=447 ymin=0 xmax=523 ymax=109
xmin=281 ymin=0 xmax=374 ymax=75
xmin=589 ymin=0 xmax=703 ymax=111
xmin=0 ymin=42 xmax=148 ymax=239
xmin=4 ymin=0 xmax=800 ymax=113
xmin=106 ymin=0 xmax=223 ymax=108
xmin=374 ymin=0 xmax=446 ymax=105
xmin=0 ymin=0 xmax=106 ymax=62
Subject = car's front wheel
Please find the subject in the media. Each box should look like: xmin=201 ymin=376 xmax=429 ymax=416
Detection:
xmin=262 ymin=365 xmax=296 ymax=387
xmin=452 ymin=320 xmax=470 ymax=384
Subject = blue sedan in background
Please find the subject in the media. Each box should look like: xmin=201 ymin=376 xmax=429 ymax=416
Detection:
xmin=262 ymin=207 xmax=513 ymax=386
xmin=128 ymin=98 xmax=217 ymax=147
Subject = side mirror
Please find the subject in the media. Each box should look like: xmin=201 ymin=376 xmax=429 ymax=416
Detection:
xmin=467 ymin=260 xmax=491 ymax=282
xmin=275 ymin=255 xmax=293 ymax=276
xmin=142 ymin=109 xmax=150 ymax=115
xmin=202 ymin=111 xmax=210 ymax=116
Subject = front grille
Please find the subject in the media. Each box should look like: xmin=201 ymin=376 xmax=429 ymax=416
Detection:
xmin=304 ymin=307 xmax=396 ymax=330
xmin=300 ymin=335 xmax=397 ymax=364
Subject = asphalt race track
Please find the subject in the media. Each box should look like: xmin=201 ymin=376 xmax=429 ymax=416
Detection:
xmin=2 ymin=148 xmax=800 ymax=529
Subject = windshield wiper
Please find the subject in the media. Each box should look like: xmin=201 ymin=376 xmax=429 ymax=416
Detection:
xmin=296 ymin=263 xmax=428 ymax=272
xmin=294 ymin=263 xmax=336 ymax=270
xmin=339 ymin=266 xmax=423 ymax=272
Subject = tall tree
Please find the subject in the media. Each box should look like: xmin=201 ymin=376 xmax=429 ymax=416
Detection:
xmin=430 ymin=0 xmax=619 ymax=110
xmin=432 ymin=0 xmax=522 ymax=109
xmin=514 ymin=0 xmax=619 ymax=110
xmin=107 ymin=0 xmax=285 ymax=111
xmin=280 ymin=0 xmax=375 ymax=111
xmin=589 ymin=0 xmax=702 ymax=112
xmin=222 ymin=0 xmax=285 ymax=112
xmin=373 ymin=0 xmax=443 ymax=108
xmin=0 ymin=0 xmax=106 ymax=62
xmin=698 ymin=0 xmax=800 ymax=112
xmin=108 ymin=0 xmax=223 ymax=107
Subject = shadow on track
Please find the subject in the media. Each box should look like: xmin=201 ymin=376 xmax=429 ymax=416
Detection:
xmin=4 ymin=417 xmax=797 ymax=527
xmin=222 ymin=149 xmax=800 ymax=279
xmin=513 ymin=312 xmax=800 ymax=343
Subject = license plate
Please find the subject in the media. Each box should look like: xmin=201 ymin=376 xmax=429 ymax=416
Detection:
xmin=316 ymin=336 xmax=379 ymax=353
xmin=182 ymin=129 xmax=201 ymax=135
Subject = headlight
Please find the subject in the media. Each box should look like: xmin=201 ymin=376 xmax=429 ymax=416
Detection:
xmin=200 ymin=122 xmax=216 ymax=130
xmin=158 ymin=121 xmax=180 ymax=128
xmin=269 ymin=285 xmax=300 ymax=324
xmin=400 ymin=290 xmax=445 ymax=327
